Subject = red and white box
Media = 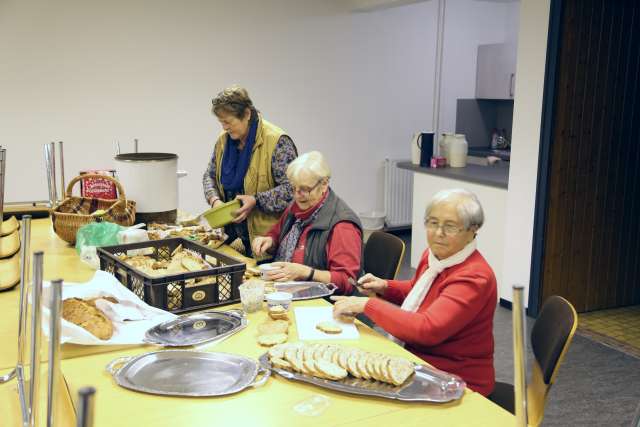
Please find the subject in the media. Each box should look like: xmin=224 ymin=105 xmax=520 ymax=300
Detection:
xmin=79 ymin=170 xmax=117 ymax=199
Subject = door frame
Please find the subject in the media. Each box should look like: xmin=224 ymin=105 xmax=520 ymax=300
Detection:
xmin=527 ymin=0 xmax=565 ymax=318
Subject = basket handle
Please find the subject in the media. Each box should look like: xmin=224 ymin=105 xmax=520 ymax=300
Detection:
xmin=65 ymin=174 xmax=127 ymax=201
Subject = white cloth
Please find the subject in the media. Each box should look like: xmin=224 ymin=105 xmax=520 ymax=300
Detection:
xmin=389 ymin=239 xmax=477 ymax=344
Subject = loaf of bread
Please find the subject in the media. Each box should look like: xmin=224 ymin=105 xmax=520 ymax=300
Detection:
xmin=62 ymin=298 xmax=114 ymax=340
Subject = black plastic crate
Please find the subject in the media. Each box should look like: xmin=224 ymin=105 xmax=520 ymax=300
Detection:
xmin=97 ymin=238 xmax=245 ymax=314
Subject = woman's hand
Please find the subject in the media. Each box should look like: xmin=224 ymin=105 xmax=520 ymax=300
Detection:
xmin=330 ymin=296 xmax=369 ymax=317
xmin=232 ymin=195 xmax=256 ymax=223
xmin=267 ymin=262 xmax=310 ymax=282
xmin=356 ymin=273 xmax=388 ymax=296
xmin=252 ymin=236 xmax=274 ymax=257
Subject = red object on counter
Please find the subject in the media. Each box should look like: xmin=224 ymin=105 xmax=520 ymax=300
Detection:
xmin=79 ymin=170 xmax=118 ymax=199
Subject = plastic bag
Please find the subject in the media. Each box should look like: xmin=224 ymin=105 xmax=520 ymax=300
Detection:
xmin=75 ymin=221 xmax=125 ymax=254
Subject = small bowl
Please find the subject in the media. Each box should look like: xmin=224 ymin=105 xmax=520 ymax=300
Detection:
xmin=259 ymin=263 xmax=281 ymax=280
xmin=265 ymin=291 xmax=293 ymax=310
xmin=202 ymin=199 xmax=242 ymax=229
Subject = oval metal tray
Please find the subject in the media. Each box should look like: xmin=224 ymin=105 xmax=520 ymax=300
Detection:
xmin=107 ymin=350 xmax=269 ymax=397
xmin=144 ymin=309 xmax=247 ymax=347
xmin=265 ymin=282 xmax=337 ymax=301
xmin=258 ymin=353 xmax=465 ymax=403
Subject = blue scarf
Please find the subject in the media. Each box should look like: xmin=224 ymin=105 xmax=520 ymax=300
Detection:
xmin=220 ymin=119 xmax=258 ymax=192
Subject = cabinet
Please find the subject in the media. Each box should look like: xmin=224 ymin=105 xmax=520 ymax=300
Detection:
xmin=475 ymin=43 xmax=517 ymax=100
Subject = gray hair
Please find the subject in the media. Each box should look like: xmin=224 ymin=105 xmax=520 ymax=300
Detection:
xmin=424 ymin=188 xmax=484 ymax=230
xmin=286 ymin=151 xmax=331 ymax=184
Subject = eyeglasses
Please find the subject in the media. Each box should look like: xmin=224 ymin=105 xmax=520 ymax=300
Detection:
xmin=292 ymin=179 xmax=323 ymax=196
xmin=425 ymin=219 xmax=465 ymax=236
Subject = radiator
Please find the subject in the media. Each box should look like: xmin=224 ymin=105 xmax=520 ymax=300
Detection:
xmin=384 ymin=159 xmax=413 ymax=227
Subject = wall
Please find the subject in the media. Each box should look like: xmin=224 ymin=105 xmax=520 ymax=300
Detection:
xmin=500 ymin=0 xmax=551 ymax=305
xmin=411 ymin=173 xmax=507 ymax=289
xmin=0 ymin=0 xmax=514 ymax=219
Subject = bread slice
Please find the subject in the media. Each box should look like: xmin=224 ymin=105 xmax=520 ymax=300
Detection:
xmin=316 ymin=359 xmax=348 ymax=381
xmin=257 ymin=333 xmax=288 ymax=347
xmin=315 ymin=321 xmax=342 ymax=334
xmin=258 ymin=319 xmax=289 ymax=335
xmin=271 ymin=357 xmax=292 ymax=370
xmin=387 ymin=357 xmax=415 ymax=386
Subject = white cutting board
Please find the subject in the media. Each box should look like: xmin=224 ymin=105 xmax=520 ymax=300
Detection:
xmin=294 ymin=307 xmax=360 ymax=341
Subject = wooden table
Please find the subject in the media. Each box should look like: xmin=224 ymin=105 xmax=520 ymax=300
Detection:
xmin=0 ymin=218 xmax=514 ymax=426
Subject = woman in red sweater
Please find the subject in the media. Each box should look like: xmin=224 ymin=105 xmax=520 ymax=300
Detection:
xmin=251 ymin=151 xmax=362 ymax=294
xmin=332 ymin=189 xmax=497 ymax=396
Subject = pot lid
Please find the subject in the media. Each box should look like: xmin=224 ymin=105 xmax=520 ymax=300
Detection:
xmin=115 ymin=153 xmax=177 ymax=162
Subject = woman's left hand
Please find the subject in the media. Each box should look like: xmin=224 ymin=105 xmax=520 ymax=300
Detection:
xmin=232 ymin=195 xmax=256 ymax=223
xmin=330 ymin=296 xmax=369 ymax=317
xmin=267 ymin=262 xmax=309 ymax=282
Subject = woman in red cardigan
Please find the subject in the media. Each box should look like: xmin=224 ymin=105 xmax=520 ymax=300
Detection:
xmin=332 ymin=188 xmax=497 ymax=396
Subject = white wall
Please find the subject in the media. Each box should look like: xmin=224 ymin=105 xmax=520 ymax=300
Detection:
xmin=500 ymin=0 xmax=551 ymax=305
xmin=437 ymin=0 xmax=513 ymax=135
xmin=0 ymin=0 xmax=514 ymax=219
xmin=411 ymin=173 xmax=507 ymax=288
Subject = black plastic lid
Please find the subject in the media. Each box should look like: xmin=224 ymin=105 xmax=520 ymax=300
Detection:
xmin=115 ymin=152 xmax=177 ymax=161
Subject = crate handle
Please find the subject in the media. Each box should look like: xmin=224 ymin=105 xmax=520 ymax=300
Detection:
xmin=105 ymin=356 xmax=134 ymax=376
xmin=250 ymin=365 xmax=271 ymax=388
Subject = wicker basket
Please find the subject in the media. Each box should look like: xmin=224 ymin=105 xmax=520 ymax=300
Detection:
xmin=51 ymin=174 xmax=136 ymax=244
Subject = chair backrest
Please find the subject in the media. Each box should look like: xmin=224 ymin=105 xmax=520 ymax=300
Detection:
xmin=527 ymin=295 xmax=578 ymax=427
xmin=362 ymin=231 xmax=405 ymax=280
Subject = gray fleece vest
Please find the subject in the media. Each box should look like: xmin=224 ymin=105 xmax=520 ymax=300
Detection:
xmin=278 ymin=189 xmax=363 ymax=272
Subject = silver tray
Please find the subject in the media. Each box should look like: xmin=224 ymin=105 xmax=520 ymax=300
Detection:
xmin=144 ymin=309 xmax=247 ymax=347
xmin=266 ymin=281 xmax=338 ymax=301
xmin=258 ymin=353 xmax=465 ymax=403
xmin=107 ymin=350 xmax=269 ymax=397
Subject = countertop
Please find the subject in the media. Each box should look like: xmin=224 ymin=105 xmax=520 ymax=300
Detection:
xmin=398 ymin=161 xmax=509 ymax=190
xmin=468 ymin=147 xmax=511 ymax=161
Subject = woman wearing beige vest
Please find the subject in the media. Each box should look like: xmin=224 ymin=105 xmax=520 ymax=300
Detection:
xmin=202 ymin=86 xmax=297 ymax=257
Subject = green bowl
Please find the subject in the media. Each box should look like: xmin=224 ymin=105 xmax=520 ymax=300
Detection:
xmin=202 ymin=199 xmax=241 ymax=229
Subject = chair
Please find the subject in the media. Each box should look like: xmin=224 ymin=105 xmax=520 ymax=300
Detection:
xmin=489 ymin=295 xmax=578 ymax=426
xmin=362 ymin=231 xmax=406 ymax=280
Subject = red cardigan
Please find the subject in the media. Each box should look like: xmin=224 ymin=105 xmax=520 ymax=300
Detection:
xmin=364 ymin=249 xmax=497 ymax=396
xmin=265 ymin=201 xmax=361 ymax=295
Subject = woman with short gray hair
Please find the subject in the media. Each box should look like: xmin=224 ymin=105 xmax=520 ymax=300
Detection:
xmin=252 ymin=151 xmax=363 ymax=295
xmin=332 ymin=188 xmax=497 ymax=396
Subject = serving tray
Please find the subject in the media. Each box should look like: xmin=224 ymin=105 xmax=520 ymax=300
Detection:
xmin=107 ymin=350 xmax=269 ymax=397
xmin=144 ymin=309 xmax=246 ymax=347
xmin=265 ymin=282 xmax=337 ymax=301
xmin=258 ymin=353 xmax=465 ymax=403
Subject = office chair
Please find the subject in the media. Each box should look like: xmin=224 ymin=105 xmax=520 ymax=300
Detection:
xmin=489 ymin=295 xmax=578 ymax=427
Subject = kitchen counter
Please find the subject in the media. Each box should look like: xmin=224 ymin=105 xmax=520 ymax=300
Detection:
xmin=467 ymin=147 xmax=511 ymax=161
xmin=397 ymin=161 xmax=509 ymax=189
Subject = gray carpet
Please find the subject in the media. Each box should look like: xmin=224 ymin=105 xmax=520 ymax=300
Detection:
xmin=393 ymin=230 xmax=640 ymax=426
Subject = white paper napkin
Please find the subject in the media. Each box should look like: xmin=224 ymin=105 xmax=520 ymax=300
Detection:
xmin=41 ymin=270 xmax=176 ymax=345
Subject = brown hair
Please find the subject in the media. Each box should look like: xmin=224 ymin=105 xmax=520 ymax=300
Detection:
xmin=211 ymin=85 xmax=258 ymax=121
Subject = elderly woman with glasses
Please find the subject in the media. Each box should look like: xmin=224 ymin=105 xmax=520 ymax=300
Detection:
xmin=203 ymin=85 xmax=298 ymax=257
xmin=332 ymin=189 xmax=497 ymax=396
xmin=252 ymin=151 xmax=362 ymax=295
